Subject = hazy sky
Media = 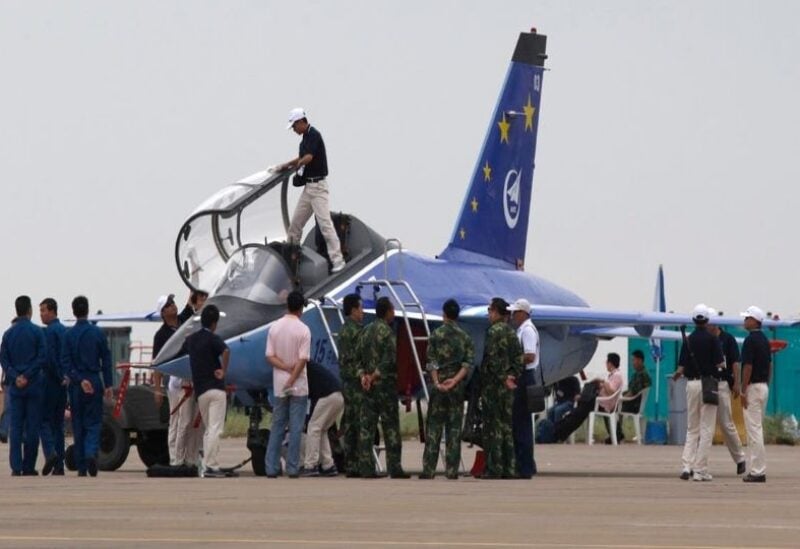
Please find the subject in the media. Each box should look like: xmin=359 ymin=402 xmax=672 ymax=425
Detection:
xmin=2 ymin=1 xmax=799 ymax=373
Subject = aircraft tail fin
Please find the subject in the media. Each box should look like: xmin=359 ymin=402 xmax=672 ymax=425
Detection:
xmin=440 ymin=31 xmax=547 ymax=269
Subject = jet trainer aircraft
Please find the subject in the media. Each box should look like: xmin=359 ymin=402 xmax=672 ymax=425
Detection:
xmin=149 ymin=29 xmax=796 ymax=473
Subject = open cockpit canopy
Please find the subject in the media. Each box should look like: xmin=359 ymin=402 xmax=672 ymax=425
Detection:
xmin=175 ymin=170 xmax=299 ymax=293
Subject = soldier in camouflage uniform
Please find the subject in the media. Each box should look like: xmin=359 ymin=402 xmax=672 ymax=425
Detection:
xmin=356 ymin=297 xmax=410 ymax=478
xmin=479 ymin=297 xmax=523 ymax=478
xmin=337 ymin=293 xmax=364 ymax=477
xmin=420 ymin=299 xmax=475 ymax=479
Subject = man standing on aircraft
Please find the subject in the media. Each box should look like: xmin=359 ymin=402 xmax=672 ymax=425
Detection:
xmin=479 ymin=298 xmax=523 ymax=479
xmin=187 ymin=304 xmax=230 ymax=478
xmin=420 ymin=299 xmax=474 ymax=480
xmin=0 ymin=296 xmax=46 ymax=475
xmin=337 ymin=293 xmax=364 ymax=477
xmin=265 ymin=291 xmax=311 ymax=478
xmin=739 ymin=306 xmax=771 ymax=483
xmin=356 ymin=297 xmax=410 ymax=478
xmin=38 ymin=298 xmax=68 ymax=476
xmin=62 ymin=295 xmax=113 ymax=477
xmin=507 ymin=298 xmax=539 ymax=478
xmin=276 ymin=108 xmax=346 ymax=273
xmin=705 ymin=308 xmax=746 ymax=475
xmin=673 ymin=304 xmax=724 ymax=482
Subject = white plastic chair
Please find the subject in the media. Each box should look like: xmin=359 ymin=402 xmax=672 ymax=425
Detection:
xmin=587 ymin=387 xmax=622 ymax=445
xmin=619 ymin=387 xmax=650 ymax=445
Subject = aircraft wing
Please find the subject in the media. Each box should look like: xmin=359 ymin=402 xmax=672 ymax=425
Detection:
xmin=579 ymin=327 xmax=685 ymax=341
xmin=460 ymin=304 xmax=799 ymax=334
xmin=84 ymin=311 xmax=161 ymax=322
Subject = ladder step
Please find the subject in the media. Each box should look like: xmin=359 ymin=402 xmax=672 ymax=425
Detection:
xmin=412 ymin=336 xmax=428 ymax=341
xmin=402 ymin=302 xmax=422 ymax=308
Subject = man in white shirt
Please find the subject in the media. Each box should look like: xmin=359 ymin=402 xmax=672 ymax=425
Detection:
xmin=265 ymin=291 xmax=311 ymax=478
xmin=508 ymin=298 xmax=539 ymax=479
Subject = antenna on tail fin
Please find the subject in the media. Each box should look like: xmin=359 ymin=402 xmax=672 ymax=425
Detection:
xmin=440 ymin=30 xmax=547 ymax=269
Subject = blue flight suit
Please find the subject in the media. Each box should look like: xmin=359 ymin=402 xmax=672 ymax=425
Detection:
xmin=62 ymin=319 xmax=112 ymax=475
xmin=0 ymin=317 xmax=47 ymax=474
xmin=40 ymin=318 xmax=68 ymax=472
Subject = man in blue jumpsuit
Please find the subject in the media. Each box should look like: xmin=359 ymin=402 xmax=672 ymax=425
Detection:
xmin=61 ymin=296 xmax=113 ymax=477
xmin=0 ymin=296 xmax=47 ymax=475
xmin=38 ymin=298 xmax=68 ymax=476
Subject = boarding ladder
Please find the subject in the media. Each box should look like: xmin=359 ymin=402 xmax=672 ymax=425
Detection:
xmin=363 ymin=238 xmax=432 ymax=403
xmin=307 ymin=297 xmax=345 ymax=361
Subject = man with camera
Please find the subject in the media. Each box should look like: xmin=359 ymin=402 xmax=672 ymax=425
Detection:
xmin=276 ymin=107 xmax=345 ymax=273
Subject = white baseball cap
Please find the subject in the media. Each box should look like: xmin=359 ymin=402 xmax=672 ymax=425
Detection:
xmin=691 ymin=303 xmax=710 ymax=321
xmin=155 ymin=294 xmax=175 ymax=316
xmin=706 ymin=307 xmax=718 ymax=320
xmin=507 ymin=298 xmax=532 ymax=314
xmin=286 ymin=107 xmax=306 ymax=129
xmin=740 ymin=305 xmax=766 ymax=323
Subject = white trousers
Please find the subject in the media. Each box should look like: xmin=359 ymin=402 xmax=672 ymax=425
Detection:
xmin=175 ymin=394 xmax=204 ymax=466
xmin=680 ymin=379 xmax=717 ymax=474
xmin=167 ymin=386 xmax=182 ymax=465
xmin=744 ymin=383 xmax=769 ymax=476
xmin=716 ymin=381 xmax=745 ymax=464
xmin=197 ymin=389 xmax=227 ymax=470
xmin=303 ymin=392 xmax=344 ymax=470
xmin=287 ymin=180 xmax=344 ymax=265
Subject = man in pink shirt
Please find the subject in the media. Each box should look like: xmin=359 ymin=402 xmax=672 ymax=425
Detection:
xmin=594 ymin=352 xmax=623 ymax=443
xmin=265 ymin=291 xmax=311 ymax=478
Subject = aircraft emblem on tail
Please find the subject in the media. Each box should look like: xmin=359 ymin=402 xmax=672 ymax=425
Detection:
xmin=504 ymin=168 xmax=521 ymax=228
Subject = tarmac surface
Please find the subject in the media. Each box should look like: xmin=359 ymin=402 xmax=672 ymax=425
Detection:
xmin=0 ymin=438 xmax=798 ymax=548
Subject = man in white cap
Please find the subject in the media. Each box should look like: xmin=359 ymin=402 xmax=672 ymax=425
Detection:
xmin=739 ymin=305 xmax=771 ymax=483
xmin=705 ymin=307 xmax=746 ymax=476
xmin=507 ymin=297 xmax=538 ymax=478
xmin=151 ymin=291 xmax=207 ymax=466
xmin=673 ymin=304 xmax=724 ymax=481
xmin=276 ymin=108 xmax=346 ymax=273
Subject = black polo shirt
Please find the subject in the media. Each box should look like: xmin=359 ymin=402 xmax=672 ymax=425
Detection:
xmin=187 ymin=328 xmax=228 ymax=398
xmin=299 ymin=126 xmax=328 ymax=179
xmin=678 ymin=325 xmax=724 ymax=379
xmin=741 ymin=329 xmax=771 ymax=384
xmin=152 ymin=323 xmax=176 ymax=359
xmin=718 ymin=329 xmax=740 ymax=386
xmin=307 ymin=362 xmax=342 ymax=401
xmin=152 ymin=306 xmax=193 ymax=358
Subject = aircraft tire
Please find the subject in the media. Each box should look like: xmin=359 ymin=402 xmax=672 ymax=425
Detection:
xmin=65 ymin=444 xmax=77 ymax=471
xmin=247 ymin=427 xmax=270 ymax=476
xmin=250 ymin=446 xmax=266 ymax=476
xmin=98 ymin=416 xmax=131 ymax=471
xmin=136 ymin=429 xmax=169 ymax=468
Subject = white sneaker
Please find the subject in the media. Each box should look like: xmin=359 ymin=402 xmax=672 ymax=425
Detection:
xmin=331 ymin=261 xmax=346 ymax=273
xmin=692 ymin=471 xmax=713 ymax=482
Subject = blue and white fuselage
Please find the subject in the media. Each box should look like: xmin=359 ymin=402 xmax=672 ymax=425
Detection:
xmin=153 ymin=29 xmax=796 ymax=402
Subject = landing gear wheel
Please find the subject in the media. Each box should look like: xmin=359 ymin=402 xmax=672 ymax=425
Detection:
xmin=247 ymin=428 xmax=270 ymax=476
xmin=136 ymin=430 xmax=169 ymax=468
xmin=65 ymin=444 xmax=77 ymax=471
xmin=328 ymin=425 xmax=345 ymax=473
xmin=98 ymin=415 xmax=130 ymax=471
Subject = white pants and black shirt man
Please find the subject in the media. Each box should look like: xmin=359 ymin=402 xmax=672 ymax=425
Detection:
xmin=674 ymin=304 xmax=725 ymax=482
xmin=706 ymin=309 xmax=746 ymax=475
xmin=740 ymin=306 xmax=772 ymax=483
xmin=278 ymin=108 xmax=345 ymax=273
xmin=300 ymin=362 xmax=344 ymax=477
xmin=187 ymin=305 xmax=230 ymax=478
